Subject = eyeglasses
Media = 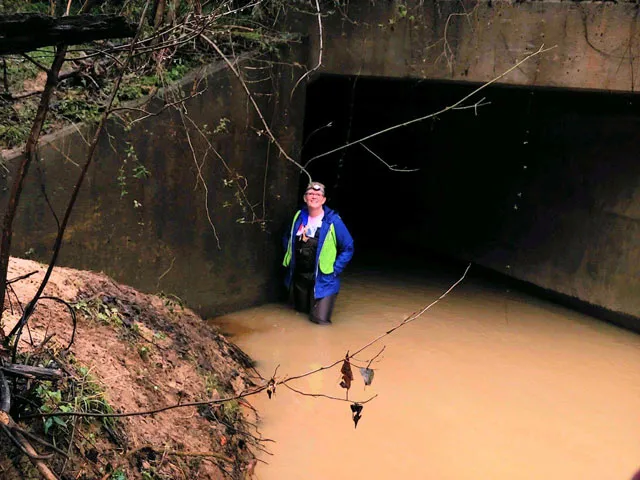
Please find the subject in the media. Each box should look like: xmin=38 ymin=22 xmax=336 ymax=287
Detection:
xmin=305 ymin=192 xmax=324 ymax=197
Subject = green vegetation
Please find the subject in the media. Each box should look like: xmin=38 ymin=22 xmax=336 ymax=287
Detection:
xmin=73 ymin=297 xmax=124 ymax=329
xmin=0 ymin=0 xmax=50 ymax=15
xmin=111 ymin=470 xmax=128 ymax=480
xmin=0 ymin=0 xmax=307 ymax=150
xmin=157 ymin=292 xmax=185 ymax=315
xmin=23 ymin=356 xmax=120 ymax=450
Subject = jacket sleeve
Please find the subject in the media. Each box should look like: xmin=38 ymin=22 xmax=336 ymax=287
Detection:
xmin=332 ymin=217 xmax=354 ymax=276
xmin=283 ymin=213 xmax=296 ymax=252
xmin=283 ymin=222 xmax=291 ymax=252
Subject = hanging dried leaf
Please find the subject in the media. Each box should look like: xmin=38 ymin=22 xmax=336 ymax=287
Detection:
xmin=359 ymin=367 xmax=375 ymax=386
xmin=353 ymin=412 xmax=362 ymax=428
xmin=266 ymin=379 xmax=276 ymax=399
xmin=339 ymin=354 xmax=353 ymax=390
xmin=350 ymin=403 xmax=363 ymax=428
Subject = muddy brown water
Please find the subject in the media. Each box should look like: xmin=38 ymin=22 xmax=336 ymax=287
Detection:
xmin=210 ymin=263 xmax=640 ymax=480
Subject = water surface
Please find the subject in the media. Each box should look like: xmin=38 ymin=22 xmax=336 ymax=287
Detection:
xmin=211 ymin=264 xmax=640 ymax=480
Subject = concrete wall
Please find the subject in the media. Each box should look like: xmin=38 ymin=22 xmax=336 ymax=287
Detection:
xmin=296 ymin=0 xmax=640 ymax=92
xmin=1 ymin=56 xmax=305 ymax=317
xmin=487 ymin=106 xmax=640 ymax=320
xmin=409 ymin=86 xmax=640 ymax=322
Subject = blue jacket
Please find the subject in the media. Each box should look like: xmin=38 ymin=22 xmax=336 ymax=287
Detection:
xmin=283 ymin=206 xmax=354 ymax=299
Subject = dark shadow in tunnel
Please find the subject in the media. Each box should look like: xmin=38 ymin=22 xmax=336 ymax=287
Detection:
xmin=298 ymin=73 xmax=640 ymax=333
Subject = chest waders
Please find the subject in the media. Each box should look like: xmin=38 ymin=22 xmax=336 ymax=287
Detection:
xmin=291 ymin=231 xmax=337 ymax=325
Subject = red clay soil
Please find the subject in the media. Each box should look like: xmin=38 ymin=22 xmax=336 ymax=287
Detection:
xmin=0 ymin=257 xmax=261 ymax=480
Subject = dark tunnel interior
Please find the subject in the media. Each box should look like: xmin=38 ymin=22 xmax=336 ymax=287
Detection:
xmin=299 ymin=74 xmax=639 ymax=275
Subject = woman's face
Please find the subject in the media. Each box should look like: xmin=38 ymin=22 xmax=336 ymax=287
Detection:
xmin=304 ymin=190 xmax=326 ymax=209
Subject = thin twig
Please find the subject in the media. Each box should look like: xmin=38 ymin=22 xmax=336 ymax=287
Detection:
xmin=21 ymin=53 xmax=49 ymax=73
xmin=301 ymin=121 xmax=333 ymax=151
xmin=143 ymin=447 xmax=234 ymax=462
xmin=283 ymin=383 xmax=377 ymax=404
xmin=12 ymin=425 xmax=69 ymax=458
xmin=39 ymin=296 xmax=77 ymax=350
xmin=181 ymin=113 xmax=262 ymax=225
xmin=7 ymin=271 xmax=38 ymax=285
xmin=290 ymin=0 xmax=323 ymax=99
xmin=195 ymin=32 xmax=312 ymax=183
xmin=108 ymin=87 xmax=207 ymax=125
xmin=23 ymin=386 xmax=268 ymax=420
xmin=156 ymin=256 xmax=176 ymax=288
xmin=34 ymin=160 xmax=62 ymax=232
xmin=283 ymin=263 xmax=471 ymax=384
xmin=178 ymin=107 xmax=221 ymax=249
xmin=360 ymin=143 xmax=419 ymax=172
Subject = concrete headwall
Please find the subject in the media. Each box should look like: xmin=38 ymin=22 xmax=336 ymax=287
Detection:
xmin=1 ymin=57 xmax=304 ymax=317
xmin=297 ymin=0 xmax=640 ymax=92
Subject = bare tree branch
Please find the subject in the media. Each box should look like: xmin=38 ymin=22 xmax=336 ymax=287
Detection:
xmin=305 ymin=45 xmax=555 ymax=167
xmin=178 ymin=105 xmax=222 ymax=249
xmin=0 ymin=44 xmax=68 ymax=334
xmin=6 ymin=2 xmax=151 ymax=350
xmin=195 ymin=32 xmax=312 ymax=183
xmin=283 ymin=383 xmax=377 ymax=403
xmin=360 ymin=143 xmax=419 ymax=172
xmin=282 ymin=263 xmax=471 ymax=384
xmin=20 ymin=263 xmax=471 ymax=429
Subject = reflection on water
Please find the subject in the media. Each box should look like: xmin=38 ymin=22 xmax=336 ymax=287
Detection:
xmin=210 ymin=265 xmax=640 ymax=480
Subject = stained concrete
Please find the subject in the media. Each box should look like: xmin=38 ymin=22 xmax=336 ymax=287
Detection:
xmin=1 ymin=57 xmax=305 ymax=317
xmin=296 ymin=0 xmax=640 ymax=92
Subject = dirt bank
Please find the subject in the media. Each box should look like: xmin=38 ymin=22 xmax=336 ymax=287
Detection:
xmin=1 ymin=257 xmax=260 ymax=479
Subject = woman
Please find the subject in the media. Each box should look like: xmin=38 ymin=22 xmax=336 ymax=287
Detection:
xmin=283 ymin=182 xmax=354 ymax=325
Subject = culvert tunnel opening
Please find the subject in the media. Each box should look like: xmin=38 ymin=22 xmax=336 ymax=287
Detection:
xmin=298 ymin=74 xmax=640 ymax=328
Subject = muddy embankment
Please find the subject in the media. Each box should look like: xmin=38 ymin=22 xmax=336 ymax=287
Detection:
xmin=1 ymin=257 xmax=262 ymax=480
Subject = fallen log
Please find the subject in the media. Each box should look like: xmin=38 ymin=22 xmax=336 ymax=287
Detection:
xmin=1 ymin=364 xmax=64 ymax=381
xmin=1 ymin=369 xmax=59 ymax=480
xmin=0 ymin=411 xmax=59 ymax=480
xmin=0 ymin=369 xmax=10 ymax=412
xmin=0 ymin=13 xmax=136 ymax=55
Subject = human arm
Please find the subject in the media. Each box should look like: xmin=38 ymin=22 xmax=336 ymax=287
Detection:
xmin=332 ymin=218 xmax=354 ymax=276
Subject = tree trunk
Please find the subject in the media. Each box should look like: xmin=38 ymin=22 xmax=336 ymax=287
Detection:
xmin=0 ymin=14 xmax=136 ymax=54
xmin=0 ymin=45 xmax=67 ymax=332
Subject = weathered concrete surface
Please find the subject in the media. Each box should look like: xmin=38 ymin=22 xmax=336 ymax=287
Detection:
xmin=0 ymin=56 xmax=304 ymax=317
xmin=298 ymin=0 xmax=640 ymax=93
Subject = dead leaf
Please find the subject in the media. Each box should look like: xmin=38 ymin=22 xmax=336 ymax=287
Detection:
xmin=266 ymin=379 xmax=276 ymax=399
xmin=353 ymin=412 xmax=362 ymax=428
xmin=359 ymin=367 xmax=374 ymax=386
xmin=350 ymin=403 xmax=363 ymax=428
xmin=339 ymin=354 xmax=353 ymax=390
